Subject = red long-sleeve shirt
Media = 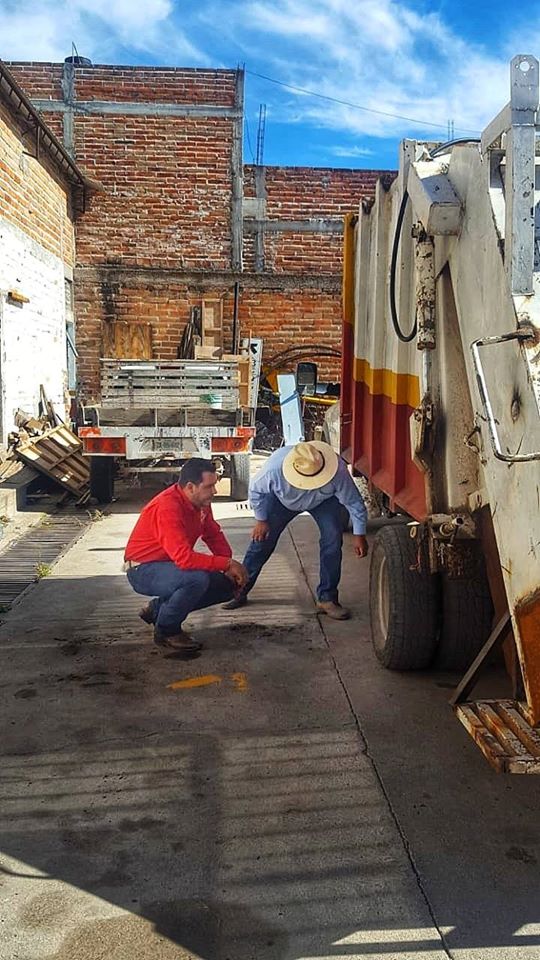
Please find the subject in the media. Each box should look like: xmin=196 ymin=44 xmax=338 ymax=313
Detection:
xmin=125 ymin=483 xmax=232 ymax=572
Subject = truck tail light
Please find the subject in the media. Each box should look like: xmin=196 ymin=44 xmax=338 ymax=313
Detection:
xmin=211 ymin=437 xmax=250 ymax=453
xmin=82 ymin=436 xmax=127 ymax=455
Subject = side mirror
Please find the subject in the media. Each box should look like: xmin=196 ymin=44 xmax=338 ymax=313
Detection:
xmin=296 ymin=361 xmax=318 ymax=397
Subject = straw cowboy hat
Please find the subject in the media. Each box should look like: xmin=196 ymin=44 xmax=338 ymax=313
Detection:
xmin=282 ymin=441 xmax=338 ymax=490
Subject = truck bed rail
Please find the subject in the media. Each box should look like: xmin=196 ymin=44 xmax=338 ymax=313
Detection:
xmin=100 ymin=359 xmax=246 ymax=411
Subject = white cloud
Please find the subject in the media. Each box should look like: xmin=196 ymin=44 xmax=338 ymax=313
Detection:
xmin=330 ymin=145 xmax=374 ymax=158
xmin=0 ymin=0 xmax=535 ymax=147
xmin=226 ymin=0 xmax=515 ymax=138
xmin=0 ymin=0 xmax=206 ymax=64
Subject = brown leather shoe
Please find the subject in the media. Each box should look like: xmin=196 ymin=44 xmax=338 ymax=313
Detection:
xmin=139 ymin=603 xmax=156 ymax=625
xmin=316 ymin=601 xmax=351 ymax=621
xmin=153 ymin=628 xmax=203 ymax=653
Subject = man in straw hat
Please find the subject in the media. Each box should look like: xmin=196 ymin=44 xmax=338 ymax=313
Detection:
xmin=224 ymin=441 xmax=368 ymax=620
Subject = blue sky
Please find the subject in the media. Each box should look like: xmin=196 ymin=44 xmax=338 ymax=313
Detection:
xmin=0 ymin=0 xmax=537 ymax=169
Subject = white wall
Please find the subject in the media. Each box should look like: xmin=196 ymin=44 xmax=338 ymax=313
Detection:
xmin=0 ymin=218 xmax=68 ymax=443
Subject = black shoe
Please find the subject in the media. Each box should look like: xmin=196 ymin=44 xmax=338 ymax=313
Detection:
xmin=223 ymin=595 xmax=248 ymax=610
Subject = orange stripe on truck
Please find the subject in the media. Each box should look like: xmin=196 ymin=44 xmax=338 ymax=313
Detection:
xmin=353 ymin=357 xmax=420 ymax=408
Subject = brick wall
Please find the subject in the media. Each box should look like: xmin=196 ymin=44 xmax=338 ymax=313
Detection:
xmin=241 ymin=165 xmax=392 ymax=380
xmin=8 ymin=61 xmax=394 ymax=397
xmin=73 ymin=113 xmax=234 ymax=268
xmin=243 ymin=164 xmax=389 ymax=275
xmin=0 ymin=100 xmax=75 ymax=265
xmin=6 ymin=63 xmax=239 ymax=272
xmin=5 ymin=63 xmax=237 ymax=106
xmin=239 ymin=286 xmax=342 ymax=379
xmin=0 ymin=93 xmax=76 ymax=439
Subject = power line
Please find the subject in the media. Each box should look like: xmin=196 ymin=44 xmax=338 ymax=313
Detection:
xmin=245 ymin=68 xmax=479 ymax=136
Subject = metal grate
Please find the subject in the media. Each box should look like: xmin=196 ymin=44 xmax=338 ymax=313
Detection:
xmin=455 ymin=700 xmax=540 ymax=773
xmin=0 ymin=517 xmax=88 ymax=608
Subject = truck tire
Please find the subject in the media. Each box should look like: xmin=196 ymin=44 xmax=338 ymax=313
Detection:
xmin=90 ymin=456 xmax=115 ymax=503
xmin=230 ymin=454 xmax=250 ymax=501
xmin=437 ymin=566 xmax=494 ymax=671
xmin=370 ymin=524 xmax=439 ymax=670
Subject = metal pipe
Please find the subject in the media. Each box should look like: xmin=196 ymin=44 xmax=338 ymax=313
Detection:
xmin=470 ymin=330 xmax=540 ymax=462
xmin=232 ymin=281 xmax=240 ymax=354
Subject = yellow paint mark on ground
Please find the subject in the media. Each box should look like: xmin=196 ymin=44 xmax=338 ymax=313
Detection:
xmin=231 ymin=672 xmax=248 ymax=692
xmin=168 ymin=674 xmax=222 ymax=691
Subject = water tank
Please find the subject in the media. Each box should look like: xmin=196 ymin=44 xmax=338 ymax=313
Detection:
xmin=64 ymin=56 xmax=93 ymax=66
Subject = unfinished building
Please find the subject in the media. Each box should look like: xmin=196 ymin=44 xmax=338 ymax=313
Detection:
xmin=5 ymin=59 xmax=389 ymax=398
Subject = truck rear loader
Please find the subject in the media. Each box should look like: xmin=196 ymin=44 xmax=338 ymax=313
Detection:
xmin=341 ymin=55 xmax=540 ymax=772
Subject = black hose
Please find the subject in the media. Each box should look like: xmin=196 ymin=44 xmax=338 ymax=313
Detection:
xmin=389 ymin=138 xmax=481 ymax=344
xmin=429 ymin=137 xmax=480 ymax=159
xmin=389 ymin=189 xmax=417 ymax=343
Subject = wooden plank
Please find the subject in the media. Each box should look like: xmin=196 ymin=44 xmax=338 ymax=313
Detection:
xmin=101 ymin=365 xmax=240 ymax=377
xmin=201 ymin=298 xmax=223 ymax=350
xmin=101 ymin=379 xmax=239 ymax=388
xmin=0 ymin=460 xmax=38 ymax=485
xmin=101 ymin=388 xmax=239 ymax=397
xmin=102 ymin=321 xmax=153 ymax=359
xmin=506 ymin=758 xmax=540 ymax=774
xmin=195 ymin=345 xmax=222 ymax=359
xmin=455 ymin=705 xmax=507 ymax=772
xmin=497 ymin=702 xmax=540 ymax=757
xmin=475 ymin=702 xmax=532 ymax=758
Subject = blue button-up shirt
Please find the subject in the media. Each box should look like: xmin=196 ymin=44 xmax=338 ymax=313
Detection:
xmin=249 ymin=446 xmax=367 ymax=535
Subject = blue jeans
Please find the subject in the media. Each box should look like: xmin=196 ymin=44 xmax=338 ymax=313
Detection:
xmin=242 ymin=494 xmax=343 ymax=602
xmin=127 ymin=562 xmax=234 ymax=636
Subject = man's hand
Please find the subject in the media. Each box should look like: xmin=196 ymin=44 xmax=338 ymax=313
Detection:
xmin=353 ymin=535 xmax=369 ymax=558
xmin=225 ymin=558 xmax=249 ymax=589
xmin=252 ymin=520 xmax=270 ymax=542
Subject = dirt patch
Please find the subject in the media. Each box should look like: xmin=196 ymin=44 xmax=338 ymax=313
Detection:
xmin=505 ymin=845 xmax=538 ymax=865
xmin=13 ymin=687 xmax=37 ymax=699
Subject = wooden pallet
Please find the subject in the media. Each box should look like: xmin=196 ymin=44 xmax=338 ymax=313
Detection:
xmin=201 ymin=298 xmax=223 ymax=352
xmin=15 ymin=425 xmax=90 ymax=495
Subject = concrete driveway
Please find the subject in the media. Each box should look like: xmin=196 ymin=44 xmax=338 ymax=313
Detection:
xmin=1 ymin=485 xmax=539 ymax=959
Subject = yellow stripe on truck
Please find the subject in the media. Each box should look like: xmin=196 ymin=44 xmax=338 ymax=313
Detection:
xmin=353 ymin=357 xmax=420 ymax=408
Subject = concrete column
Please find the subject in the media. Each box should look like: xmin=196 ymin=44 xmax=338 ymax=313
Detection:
xmin=231 ymin=68 xmax=244 ymax=272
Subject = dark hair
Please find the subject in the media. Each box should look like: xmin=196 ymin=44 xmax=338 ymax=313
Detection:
xmin=178 ymin=458 xmax=217 ymax=487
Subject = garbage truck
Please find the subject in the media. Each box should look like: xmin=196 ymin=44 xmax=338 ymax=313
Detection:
xmin=340 ymin=55 xmax=540 ymax=772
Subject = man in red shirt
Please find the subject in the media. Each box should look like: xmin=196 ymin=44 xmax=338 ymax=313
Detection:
xmin=124 ymin=458 xmax=248 ymax=655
